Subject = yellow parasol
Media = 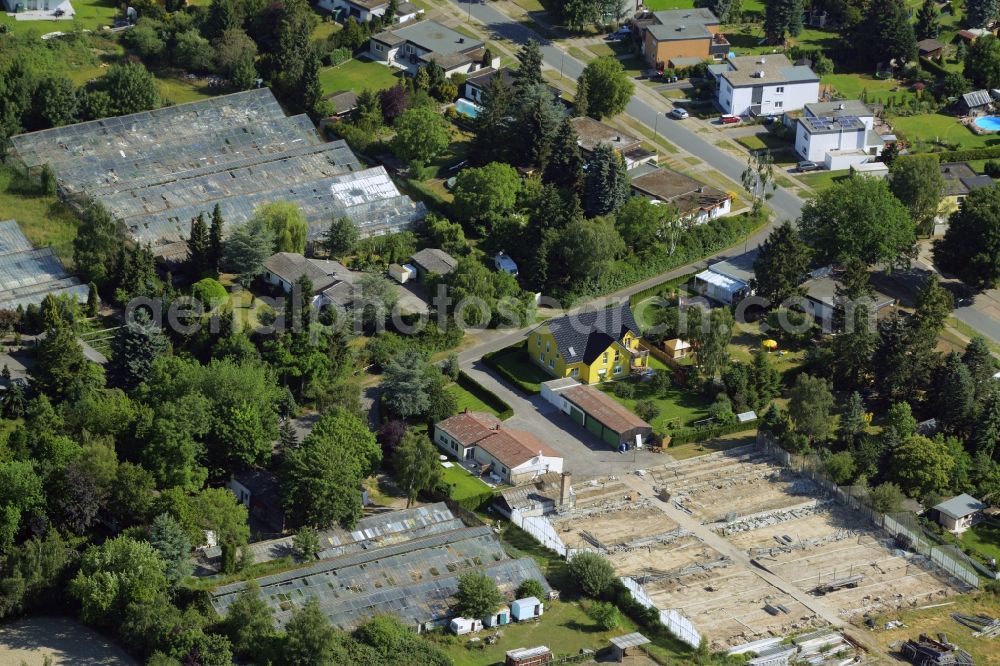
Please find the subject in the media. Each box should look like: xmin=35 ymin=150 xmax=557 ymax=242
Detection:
xmin=762 ymin=339 xmax=778 ymax=351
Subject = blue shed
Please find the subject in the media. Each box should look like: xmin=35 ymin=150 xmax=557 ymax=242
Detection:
xmin=510 ymin=596 xmax=544 ymax=621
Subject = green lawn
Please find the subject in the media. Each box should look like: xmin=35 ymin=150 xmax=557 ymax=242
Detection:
xmin=319 ymin=58 xmax=401 ymax=95
xmin=797 ymin=168 xmax=852 ymax=194
xmin=0 ymin=166 xmax=80 ymax=265
xmin=821 ymin=73 xmax=916 ymax=106
xmin=735 ymin=132 xmax=790 ymax=152
xmin=311 ymin=19 xmax=340 ymax=42
xmin=447 ymin=382 xmax=501 ymax=417
xmin=643 ymin=0 xmax=696 ymax=9
xmin=598 ymin=359 xmax=711 ymax=431
xmin=439 ymin=463 xmax=492 ymax=503
xmin=891 ymin=112 xmax=1000 ymax=150
xmin=960 ymin=522 xmax=1000 ymax=562
xmin=157 ymin=75 xmax=216 ymax=105
xmin=0 ymin=0 xmax=118 ymax=35
xmin=723 ymin=24 xmax=838 ymax=55
xmin=586 ymin=41 xmax=632 ymax=59
xmin=487 ymin=346 xmax=554 ymax=394
xmin=429 ymin=600 xmax=658 ymax=666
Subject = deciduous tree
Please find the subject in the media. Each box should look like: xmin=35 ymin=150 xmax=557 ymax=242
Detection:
xmin=579 ymin=57 xmax=634 ymax=119
xmin=254 ymin=201 xmax=308 ymax=254
xmin=70 ymin=536 xmax=168 ymax=626
xmin=393 ymin=431 xmax=443 ymax=507
xmin=891 ymin=434 xmax=955 ymax=499
xmin=455 ymin=572 xmax=505 ymax=618
xmin=935 ymin=184 xmax=1000 ymax=288
xmin=392 ymin=107 xmax=449 ymax=171
xmin=890 ymin=155 xmax=944 ymax=235
xmin=569 ymin=552 xmax=615 ymax=597
xmin=223 ymin=216 xmax=276 ymax=285
xmin=788 ymin=373 xmax=834 ymax=443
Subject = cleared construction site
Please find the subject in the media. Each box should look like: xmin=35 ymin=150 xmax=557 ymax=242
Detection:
xmin=543 ymin=445 xmax=969 ymax=650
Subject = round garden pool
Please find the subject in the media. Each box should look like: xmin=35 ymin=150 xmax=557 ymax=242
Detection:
xmin=973 ymin=115 xmax=1000 ymax=131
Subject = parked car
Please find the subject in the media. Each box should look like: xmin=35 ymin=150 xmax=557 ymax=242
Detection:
xmin=669 ymin=108 xmax=689 ymax=119
xmin=797 ymin=161 xmax=821 ymax=172
xmin=606 ymin=26 xmax=630 ymax=40
xmin=720 ymin=114 xmax=740 ymax=125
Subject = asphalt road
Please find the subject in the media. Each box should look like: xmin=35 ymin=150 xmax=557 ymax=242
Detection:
xmin=449 ymin=0 xmax=806 ymax=224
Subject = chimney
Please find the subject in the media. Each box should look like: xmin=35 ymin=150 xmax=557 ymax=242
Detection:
xmin=560 ymin=471 xmax=572 ymax=506
xmin=458 ymin=37 xmax=465 ymax=43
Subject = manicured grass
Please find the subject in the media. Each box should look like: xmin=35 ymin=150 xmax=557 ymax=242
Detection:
xmin=311 ymin=20 xmax=340 ymax=42
xmin=488 ymin=346 xmax=554 ymax=393
xmin=0 ymin=0 xmax=118 ymax=35
xmin=891 ymin=112 xmax=998 ymax=150
xmin=797 ymin=168 xmax=852 ymax=194
xmin=666 ymin=430 xmax=756 ymax=460
xmin=735 ymin=132 xmax=789 ymax=152
xmin=598 ymin=359 xmax=711 ymax=431
xmin=865 ymin=592 xmax=1000 ymax=666
xmin=318 ymin=58 xmax=400 ymax=96
xmin=0 ymin=166 xmax=80 ymax=265
xmin=429 ymin=600 xmax=644 ymax=666
xmin=511 ymin=0 xmax=546 ymax=11
xmin=643 ymin=0 xmax=696 ymax=9
xmin=439 ymin=463 xmax=492 ymax=503
xmin=722 ymin=24 xmax=838 ymax=55
xmin=960 ymin=521 xmax=1000 ymax=562
xmin=586 ymin=41 xmax=633 ymax=59
xmin=447 ymin=382 xmax=501 ymax=417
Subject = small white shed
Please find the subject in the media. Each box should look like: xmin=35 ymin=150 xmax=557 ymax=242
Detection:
xmin=511 ymin=597 xmax=544 ymax=621
xmin=484 ymin=606 xmax=511 ymax=627
xmin=450 ymin=617 xmax=484 ymax=635
xmin=389 ymin=263 xmax=416 ymax=284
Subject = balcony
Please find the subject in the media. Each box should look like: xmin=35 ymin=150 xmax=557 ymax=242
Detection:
xmin=629 ymin=341 xmax=651 ymax=369
xmin=709 ymin=33 xmax=730 ymax=57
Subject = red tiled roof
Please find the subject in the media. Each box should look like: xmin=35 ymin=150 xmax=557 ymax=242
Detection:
xmin=437 ymin=411 xmax=560 ymax=468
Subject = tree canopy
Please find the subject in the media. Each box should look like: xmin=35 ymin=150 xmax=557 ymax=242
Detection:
xmin=935 ymin=184 xmax=1000 ymax=288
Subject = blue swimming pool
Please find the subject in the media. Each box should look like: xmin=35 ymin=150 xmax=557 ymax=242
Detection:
xmin=974 ymin=115 xmax=1000 ymax=131
xmin=455 ymin=98 xmax=482 ymax=119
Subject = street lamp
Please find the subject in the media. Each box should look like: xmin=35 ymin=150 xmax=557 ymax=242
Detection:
xmin=467 ymin=0 xmax=472 ymax=22
xmin=653 ymin=111 xmax=660 ymax=139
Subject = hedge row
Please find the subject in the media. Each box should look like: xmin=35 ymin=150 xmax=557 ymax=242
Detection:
xmin=628 ymin=271 xmax=698 ymax=308
xmin=923 ymin=144 xmax=1000 ymax=162
xmin=919 ymin=56 xmax=950 ymax=79
xmin=668 ymin=420 xmax=756 ymax=445
xmin=441 ymin=486 xmax=496 ymax=512
xmin=481 ymin=343 xmax=542 ymax=395
xmin=456 ymin=370 xmax=514 ymax=419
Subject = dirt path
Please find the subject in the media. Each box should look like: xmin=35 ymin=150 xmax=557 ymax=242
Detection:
xmin=0 ymin=616 xmax=136 ymax=666
xmin=619 ymin=473 xmax=883 ymax=655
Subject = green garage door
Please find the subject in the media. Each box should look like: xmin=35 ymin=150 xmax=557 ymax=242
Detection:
xmin=585 ymin=415 xmax=603 ymax=437
xmin=602 ymin=427 xmax=619 ymax=447
xmin=570 ymin=406 xmax=585 ymax=425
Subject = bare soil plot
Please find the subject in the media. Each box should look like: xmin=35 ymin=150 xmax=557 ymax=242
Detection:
xmin=551 ymin=503 xmax=679 ymax=550
xmin=0 ymin=616 xmax=136 ymax=665
xmin=650 ymin=450 xmax=822 ymax=524
xmin=571 ymin=479 xmax=634 ymax=508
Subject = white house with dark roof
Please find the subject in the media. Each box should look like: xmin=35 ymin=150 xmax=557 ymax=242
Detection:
xmin=263 ymin=252 xmax=356 ymax=308
xmin=318 ymin=0 xmax=421 ymax=24
xmin=716 ymin=54 xmax=819 ymax=117
xmin=368 ymin=19 xmax=499 ymax=76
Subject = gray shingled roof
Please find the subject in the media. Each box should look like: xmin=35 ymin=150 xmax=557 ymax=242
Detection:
xmin=540 ymin=303 xmax=640 ymax=365
xmin=411 ymin=248 xmax=458 ymax=276
xmin=934 ymin=493 xmax=986 ymax=520
xmin=264 ymin=253 xmax=347 ymax=293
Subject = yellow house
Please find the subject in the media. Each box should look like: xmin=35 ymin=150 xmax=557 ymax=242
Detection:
xmin=528 ymin=304 xmax=648 ymax=384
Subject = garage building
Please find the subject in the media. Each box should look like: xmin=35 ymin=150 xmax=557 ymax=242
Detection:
xmin=541 ymin=378 xmax=652 ymax=449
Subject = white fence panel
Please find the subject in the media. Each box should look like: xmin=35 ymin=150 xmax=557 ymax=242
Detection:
xmin=620 ymin=576 xmax=701 ymax=648
xmin=511 ymin=510 xmax=569 ymax=557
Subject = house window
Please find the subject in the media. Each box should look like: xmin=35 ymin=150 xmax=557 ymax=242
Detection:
xmin=570 ymin=367 xmax=579 ymax=377
xmin=539 ymin=353 xmax=545 ymax=363
xmin=536 ymin=336 xmax=541 ymax=347
xmin=602 ymin=352 xmax=608 ymax=363
xmin=549 ymin=359 xmax=554 ymax=369
xmin=545 ymin=341 xmax=550 ymax=352
xmin=375 ymin=43 xmax=384 ymax=52
xmin=774 ymin=101 xmax=783 ymax=108
xmin=614 ymin=365 xmax=622 ymax=374
xmin=775 ymin=86 xmax=784 ymax=94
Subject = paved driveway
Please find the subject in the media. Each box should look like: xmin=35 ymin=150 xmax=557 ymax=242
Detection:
xmin=464 ymin=362 xmax=666 ymax=481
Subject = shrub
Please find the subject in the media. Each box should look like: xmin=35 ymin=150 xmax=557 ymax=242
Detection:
xmin=586 ymin=601 xmax=622 ymax=630
xmin=634 ymin=399 xmax=660 ymax=423
xmin=569 ymin=552 xmax=616 ymax=598
xmin=985 ymin=160 xmax=1000 ymax=177
xmin=614 ymin=381 xmax=636 ymax=399
xmin=516 ymin=579 xmax=545 ymax=600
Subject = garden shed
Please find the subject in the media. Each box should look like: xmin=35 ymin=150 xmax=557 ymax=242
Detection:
xmin=510 ymin=597 xmax=543 ymax=621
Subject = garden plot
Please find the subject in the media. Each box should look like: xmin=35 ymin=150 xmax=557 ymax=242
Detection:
xmin=650 ymin=449 xmax=822 ymax=524
xmin=737 ymin=508 xmax=962 ymax=620
xmin=551 ymin=501 xmax=680 ymax=551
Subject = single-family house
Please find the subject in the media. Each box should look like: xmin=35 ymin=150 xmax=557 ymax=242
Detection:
xmin=262 ymin=252 xmax=356 ymax=308
xmin=569 ymin=116 xmax=657 ymax=169
xmin=433 ymin=411 xmax=564 ymax=484
xmin=228 ymin=469 xmax=286 ymax=534
xmin=793 ymin=100 xmax=886 ymax=169
xmin=627 ymin=163 xmax=732 ymax=223
xmin=938 ymin=162 xmax=995 ymax=220
xmin=635 ymin=8 xmax=729 ymax=69
xmin=716 ymin=54 xmax=819 ymax=117
xmin=662 ymin=338 xmax=691 ymax=359
xmin=917 ymin=38 xmax=946 ymax=59
xmin=463 ymin=67 xmax=561 ymax=104
xmin=541 ymin=378 xmax=653 ymax=449
xmin=510 ymin=597 xmax=544 ymax=621
xmin=318 ymin=0 xmax=421 ymax=24
xmin=410 ymin=248 xmax=457 ymax=282
xmin=800 ymin=268 xmax=896 ymax=330
xmin=693 ymin=251 xmax=756 ymax=304
xmin=528 ymin=303 xmax=649 ymax=382
xmin=960 ymin=89 xmax=993 ymax=114
xmin=368 ymin=20 xmax=498 ymax=76
xmin=933 ymin=493 xmax=987 ymax=533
